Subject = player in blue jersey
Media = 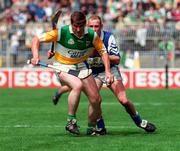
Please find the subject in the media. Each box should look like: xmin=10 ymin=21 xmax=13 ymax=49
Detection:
xmin=87 ymin=15 xmax=156 ymax=133
xmin=51 ymin=15 xmax=156 ymax=134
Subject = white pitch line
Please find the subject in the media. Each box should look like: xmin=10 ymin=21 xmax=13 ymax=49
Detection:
xmin=0 ymin=124 xmax=130 ymax=129
xmin=100 ymin=102 xmax=178 ymax=106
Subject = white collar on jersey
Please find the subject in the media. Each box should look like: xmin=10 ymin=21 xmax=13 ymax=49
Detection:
xmin=100 ymin=30 xmax=104 ymax=40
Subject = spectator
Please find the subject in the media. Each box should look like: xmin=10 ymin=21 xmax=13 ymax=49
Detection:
xmin=171 ymin=2 xmax=180 ymax=22
xmin=13 ymin=8 xmax=28 ymax=25
xmin=10 ymin=30 xmax=21 ymax=66
xmin=43 ymin=0 xmax=53 ymax=21
xmin=34 ymin=3 xmax=47 ymax=22
xmin=27 ymin=0 xmax=38 ymax=22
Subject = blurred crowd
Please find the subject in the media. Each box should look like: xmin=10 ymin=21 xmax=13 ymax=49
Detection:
xmin=0 ymin=0 xmax=180 ymax=67
xmin=0 ymin=0 xmax=180 ymax=28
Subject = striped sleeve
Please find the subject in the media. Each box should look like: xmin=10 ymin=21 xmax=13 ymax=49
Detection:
xmin=107 ymin=35 xmax=120 ymax=57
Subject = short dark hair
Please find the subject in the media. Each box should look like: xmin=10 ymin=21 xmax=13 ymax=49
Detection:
xmin=71 ymin=11 xmax=86 ymax=25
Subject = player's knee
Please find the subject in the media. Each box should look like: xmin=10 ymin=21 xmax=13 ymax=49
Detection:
xmin=96 ymin=94 xmax=102 ymax=104
xmin=76 ymin=83 xmax=83 ymax=92
xmin=72 ymin=81 xmax=83 ymax=92
xmin=118 ymin=95 xmax=129 ymax=105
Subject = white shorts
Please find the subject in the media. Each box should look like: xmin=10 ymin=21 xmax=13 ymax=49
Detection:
xmin=53 ymin=61 xmax=92 ymax=79
xmin=93 ymin=66 xmax=122 ymax=83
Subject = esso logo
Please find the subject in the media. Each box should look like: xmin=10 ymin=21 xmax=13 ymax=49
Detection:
xmin=134 ymin=70 xmax=180 ymax=88
xmin=12 ymin=70 xmax=61 ymax=88
xmin=1 ymin=68 xmax=180 ymax=89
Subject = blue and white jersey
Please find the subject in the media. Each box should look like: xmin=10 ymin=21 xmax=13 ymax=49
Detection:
xmin=89 ymin=30 xmax=120 ymax=74
xmin=102 ymin=31 xmax=119 ymax=56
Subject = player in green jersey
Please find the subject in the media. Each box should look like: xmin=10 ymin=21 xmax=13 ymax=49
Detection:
xmin=30 ymin=11 xmax=114 ymax=135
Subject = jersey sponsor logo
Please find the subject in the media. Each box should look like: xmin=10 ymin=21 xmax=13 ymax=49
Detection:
xmin=68 ymin=38 xmax=75 ymax=45
xmin=68 ymin=49 xmax=87 ymax=58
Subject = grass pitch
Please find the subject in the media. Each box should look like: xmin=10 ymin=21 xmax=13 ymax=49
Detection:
xmin=0 ymin=88 xmax=180 ymax=151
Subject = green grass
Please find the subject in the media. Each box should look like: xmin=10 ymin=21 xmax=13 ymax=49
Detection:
xmin=0 ymin=88 xmax=180 ymax=151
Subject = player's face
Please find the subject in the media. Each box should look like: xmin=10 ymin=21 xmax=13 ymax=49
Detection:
xmin=88 ymin=19 xmax=102 ymax=36
xmin=72 ymin=23 xmax=86 ymax=38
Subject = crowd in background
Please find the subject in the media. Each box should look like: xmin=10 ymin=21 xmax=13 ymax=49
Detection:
xmin=0 ymin=0 xmax=180 ymax=68
xmin=0 ymin=0 xmax=180 ymax=27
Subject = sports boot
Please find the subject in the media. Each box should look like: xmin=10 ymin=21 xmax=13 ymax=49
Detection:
xmin=52 ymin=92 xmax=62 ymax=105
xmin=96 ymin=128 xmax=107 ymax=135
xmin=139 ymin=120 xmax=156 ymax=133
xmin=86 ymin=127 xmax=97 ymax=136
xmin=65 ymin=119 xmax=80 ymax=135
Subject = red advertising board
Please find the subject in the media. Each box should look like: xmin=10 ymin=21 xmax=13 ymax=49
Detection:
xmin=0 ymin=68 xmax=179 ymax=89
xmin=11 ymin=69 xmax=61 ymax=88
xmin=120 ymin=70 xmax=131 ymax=88
xmin=0 ymin=69 xmax=9 ymax=88
xmin=132 ymin=69 xmax=180 ymax=89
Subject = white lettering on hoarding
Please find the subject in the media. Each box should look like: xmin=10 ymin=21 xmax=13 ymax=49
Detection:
xmin=168 ymin=73 xmax=173 ymax=86
xmin=52 ymin=74 xmax=61 ymax=86
xmin=121 ymin=72 xmax=128 ymax=86
xmin=161 ymin=73 xmax=166 ymax=86
xmin=39 ymin=72 xmax=51 ymax=87
xmin=14 ymin=72 xmax=26 ymax=86
xmin=27 ymin=72 xmax=38 ymax=87
xmin=0 ymin=72 xmax=7 ymax=86
xmin=1 ymin=68 xmax=179 ymax=88
xmin=135 ymin=71 xmax=180 ymax=88
xmin=174 ymin=72 xmax=180 ymax=87
xmin=148 ymin=72 xmax=160 ymax=87
xmin=136 ymin=72 xmax=147 ymax=87
xmin=13 ymin=71 xmax=61 ymax=87
xmin=161 ymin=73 xmax=173 ymax=86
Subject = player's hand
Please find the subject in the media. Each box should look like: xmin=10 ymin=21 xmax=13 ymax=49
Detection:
xmin=47 ymin=50 xmax=55 ymax=59
xmin=105 ymin=72 xmax=114 ymax=86
xmin=31 ymin=58 xmax=39 ymax=65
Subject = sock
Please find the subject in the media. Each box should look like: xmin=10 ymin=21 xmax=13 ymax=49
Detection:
xmin=67 ymin=114 xmax=76 ymax=121
xmin=97 ymin=117 xmax=105 ymax=129
xmin=88 ymin=122 xmax=96 ymax=128
xmin=131 ymin=112 xmax=142 ymax=126
xmin=55 ymin=91 xmax=60 ymax=97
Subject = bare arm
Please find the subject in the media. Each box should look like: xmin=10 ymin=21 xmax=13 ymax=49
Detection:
xmin=31 ymin=36 xmax=40 ymax=65
xmin=93 ymin=34 xmax=114 ymax=84
xmin=101 ymin=52 xmax=114 ymax=84
xmin=31 ymin=29 xmax=58 ymax=65
xmin=101 ymin=53 xmax=111 ymax=74
xmin=109 ymin=55 xmax=120 ymax=65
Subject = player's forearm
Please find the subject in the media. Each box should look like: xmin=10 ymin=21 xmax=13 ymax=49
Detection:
xmin=101 ymin=53 xmax=111 ymax=73
xmin=31 ymin=36 xmax=40 ymax=59
xmin=109 ymin=55 xmax=120 ymax=65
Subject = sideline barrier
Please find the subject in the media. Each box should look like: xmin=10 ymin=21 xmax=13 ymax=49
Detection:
xmin=0 ymin=68 xmax=180 ymax=89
